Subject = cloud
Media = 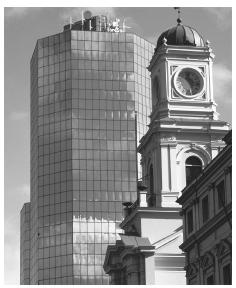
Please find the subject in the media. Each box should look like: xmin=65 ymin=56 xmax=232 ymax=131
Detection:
xmin=5 ymin=214 xmax=21 ymax=284
xmin=213 ymin=63 xmax=232 ymax=104
xmin=5 ymin=7 xmax=31 ymax=18
xmin=9 ymin=111 xmax=28 ymax=121
xmin=146 ymin=35 xmax=156 ymax=45
xmin=17 ymin=183 xmax=30 ymax=199
xmin=60 ymin=7 xmax=117 ymax=23
xmin=204 ymin=8 xmax=232 ymax=30
xmin=5 ymin=7 xmax=44 ymax=20
xmin=5 ymin=228 xmax=20 ymax=284
xmin=5 ymin=209 xmax=20 ymax=284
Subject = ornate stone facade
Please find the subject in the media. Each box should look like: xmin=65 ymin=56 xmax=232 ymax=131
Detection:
xmin=177 ymin=131 xmax=232 ymax=285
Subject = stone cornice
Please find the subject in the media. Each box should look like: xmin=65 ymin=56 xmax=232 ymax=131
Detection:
xmin=104 ymin=244 xmax=155 ymax=274
xmin=149 ymin=46 xmax=215 ymax=71
xmin=138 ymin=119 xmax=229 ymax=153
xmin=120 ymin=207 xmax=181 ymax=230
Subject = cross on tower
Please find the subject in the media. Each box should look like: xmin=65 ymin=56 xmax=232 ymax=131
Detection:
xmin=174 ymin=7 xmax=182 ymax=24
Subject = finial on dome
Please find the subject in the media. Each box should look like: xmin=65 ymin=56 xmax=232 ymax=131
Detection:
xmin=156 ymin=11 xmax=206 ymax=50
xmin=174 ymin=7 xmax=182 ymax=25
xmin=206 ymin=40 xmax=211 ymax=47
xmin=162 ymin=37 xmax=167 ymax=46
xmin=177 ymin=17 xmax=182 ymax=24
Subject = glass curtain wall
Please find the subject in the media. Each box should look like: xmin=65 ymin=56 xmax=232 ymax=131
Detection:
xmin=30 ymin=29 xmax=153 ymax=284
xmin=20 ymin=203 xmax=31 ymax=284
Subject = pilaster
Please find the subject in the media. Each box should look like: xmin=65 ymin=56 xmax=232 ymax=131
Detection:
xmin=160 ymin=144 xmax=170 ymax=193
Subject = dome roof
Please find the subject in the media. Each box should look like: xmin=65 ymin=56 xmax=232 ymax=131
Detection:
xmin=156 ymin=19 xmax=205 ymax=49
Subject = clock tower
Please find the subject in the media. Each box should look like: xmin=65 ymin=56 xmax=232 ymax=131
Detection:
xmin=133 ymin=17 xmax=230 ymax=284
xmin=150 ymin=23 xmax=217 ymax=122
xmin=139 ymin=18 xmax=229 ymax=207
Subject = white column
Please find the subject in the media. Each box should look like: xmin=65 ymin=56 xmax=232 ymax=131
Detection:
xmin=145 ymin=255 xmax=155 ymax=285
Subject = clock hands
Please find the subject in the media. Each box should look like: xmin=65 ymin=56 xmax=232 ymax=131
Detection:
xmin=176 ymin=69 xmax=201 ymax=96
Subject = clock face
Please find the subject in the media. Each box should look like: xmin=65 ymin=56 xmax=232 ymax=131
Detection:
xmin=175 ymin=68 xmax=203 ymax=96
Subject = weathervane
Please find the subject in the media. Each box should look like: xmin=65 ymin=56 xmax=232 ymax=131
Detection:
xmin=174 ymin=7 xmax=182 ymax=24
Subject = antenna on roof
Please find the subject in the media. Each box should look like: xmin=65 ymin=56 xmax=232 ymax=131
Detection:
xmin=69 ymin=16 xmax=73 ymax=29
xmin=122 ymin=18 xmax=131 ymax=32
xmin=81 ymin=10 xmax=84 ymax=30
xmin=174 ymin=7 xmax=182 ymax=24
xmin=89 ymin=20 xmax=93 ymax=31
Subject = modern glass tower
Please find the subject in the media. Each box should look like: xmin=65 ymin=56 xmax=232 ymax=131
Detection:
xmin=20 ymin=203 xmax=31 ymax=284
xmin=20 ymin=14 xmax=154 ymax=284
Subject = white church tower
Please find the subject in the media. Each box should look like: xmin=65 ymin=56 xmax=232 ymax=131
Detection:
xmin=139 ymin=17 xmax=229 ymax=207
xmin=136 ymin=16 xmax=230 ymax=284
xmin=104 ymin=15 xmax=230 ymax=285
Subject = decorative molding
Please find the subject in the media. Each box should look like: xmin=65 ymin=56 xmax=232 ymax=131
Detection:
xmin=176 ymin=144 xmax=211 ymax=165
xmin=215 ymin=238 xmax=232 ymax=259
xmin=185 ymin=262 xmax=199 ymax=278
xmin=198 ymin=66 xmax=205 ymax=74
xmin=170 ymin=65 xmax=178 ymax=75
xmin=171 ymin=88 xmax=181 ymax=99
xmin=160 ymin=135 xmax=176 ymax=142
xmin=200 ymin=251 xmax=214 ymax=269
xmin=208 ymin=183 xmax=215 ymax=190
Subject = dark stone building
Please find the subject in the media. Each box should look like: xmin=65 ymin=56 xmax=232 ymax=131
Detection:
xmin=177 ymin=131 xmax=232 ymax=285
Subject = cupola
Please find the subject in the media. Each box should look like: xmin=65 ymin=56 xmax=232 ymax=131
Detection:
xmin=156 ymin=18 xmax=205 ymax=49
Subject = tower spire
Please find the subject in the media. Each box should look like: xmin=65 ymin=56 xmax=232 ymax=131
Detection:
xmin=174 ymin=7 xmax=182 ymax=24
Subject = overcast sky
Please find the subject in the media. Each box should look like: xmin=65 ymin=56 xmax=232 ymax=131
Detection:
xmin=4 ymin=6 xmax=232 ymax=284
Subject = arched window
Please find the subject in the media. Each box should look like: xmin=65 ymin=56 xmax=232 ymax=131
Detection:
xmin=185 ymin=156 xmax=202 ymax=186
